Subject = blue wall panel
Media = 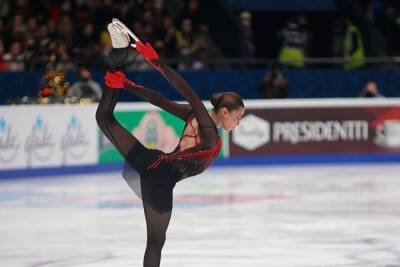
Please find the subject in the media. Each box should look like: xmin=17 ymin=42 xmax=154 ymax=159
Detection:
xmin=1 ymin=68 xmax=400 ymax=104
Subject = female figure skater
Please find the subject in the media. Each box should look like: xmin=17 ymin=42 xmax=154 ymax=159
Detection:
xmin=96 ymin=23 xmax=245 ymax=267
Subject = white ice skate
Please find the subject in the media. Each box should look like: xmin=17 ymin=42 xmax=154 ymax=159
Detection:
xmin=107 ymin=23 xmax=129 ymax=49
xmin=110 ymin=18 xmax=141 ymax=48
xmin=106 ymin=18 xmax=142 ymax=69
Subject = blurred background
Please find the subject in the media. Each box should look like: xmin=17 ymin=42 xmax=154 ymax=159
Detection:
xmin=1 ymin=0 xmax=400 ymax=104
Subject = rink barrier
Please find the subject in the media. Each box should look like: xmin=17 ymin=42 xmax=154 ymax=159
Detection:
xmin=2 ymin=152 xmax=400 ymax=179
xmin=1 ymin=99 xmax=400 ymax=178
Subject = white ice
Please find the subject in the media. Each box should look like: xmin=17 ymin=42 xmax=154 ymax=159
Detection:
xmin=1 ymin=163 xmax=400 ymax=267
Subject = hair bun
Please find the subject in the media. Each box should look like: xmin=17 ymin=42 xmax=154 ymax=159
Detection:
xmin=210 ymin=92 xmax=223 ymax=109
xmin=210 ymin=91 xmax=244 ymax=112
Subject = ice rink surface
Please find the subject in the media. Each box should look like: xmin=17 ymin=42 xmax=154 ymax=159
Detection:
xmin=1 ymin=163 xmax=400 ymax=267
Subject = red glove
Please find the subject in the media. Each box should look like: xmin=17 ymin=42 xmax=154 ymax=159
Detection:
xmin=105 ymin=71 xmax=126 ymax=89
xmin=105 ymin=71 xmax=143 ymax=89
xmin=136 ymin=42 xmax=159 ymax=61
xmin=135 ymin=42 xmax=164 ymax=74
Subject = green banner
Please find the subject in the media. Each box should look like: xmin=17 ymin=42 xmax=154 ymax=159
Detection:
xmin=99 ymin=110 xmax=227 ymax=163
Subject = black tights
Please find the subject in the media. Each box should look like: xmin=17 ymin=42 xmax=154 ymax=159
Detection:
xmin=96 ymin=87 xmax=171 ymax=267
xmin=143 ymin=202 xmax=171 ymax=267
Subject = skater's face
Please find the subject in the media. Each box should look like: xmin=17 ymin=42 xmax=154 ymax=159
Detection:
xmin=220 ymin=107 xmax=245 ymax=132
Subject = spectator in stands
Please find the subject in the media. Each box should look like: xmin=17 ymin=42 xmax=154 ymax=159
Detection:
xmin=68 ymin=67 xmax=101 ymax=101
xmin=175 ymin=0 xmax=203 ymax=31
xmin=0 ymin=0 xmax=217 ymax=72
xmin=176 ymin=18 xmax=201 ymax=69
xmin=74 ymin=22 xmax=96 ymax=48
xmin=277 ymin=15 xmax=309 ymax=68
xmin=194 ymin=23 xmax=224 ymax=69
xmin=45 ymin=20 xmax=61 ymax=41
xmin=343 ymin=19 xmax=365 ymax=69
xmin=35 ymin=24 xmax=51 ymax=48
xmin=26 ymin=17 xmax=38 ymax=37
xmin=2 ymin=41 xmax=25 ymax=71
xmin=54 ymin=41 xmax=75 ymax=71
xmin=23 ymin=37 xmax=38 ymax=70
xmin=58 ymin=15 xmax=75 ymax=41
xmin=9 ymin=14 xmax=27 ymax=40
xmin=0 ymin=0 xmax=10 ymax=19
xmin=258 ymin=63 xmax=289 ymax=99
xmin=360 ymin=81 xmax=384 ymax=98
xmin=73 ymin=22 xmax=105 ymax=69
xmin=240 ymin=11 xmax=255 ymax=58
xmin=161 ymin=15 xmax=179 ymax=58
xmin=152 ymin=0 xmax=170 ymax=31
xmin=0 ymin=39 xmax=8 ymax=71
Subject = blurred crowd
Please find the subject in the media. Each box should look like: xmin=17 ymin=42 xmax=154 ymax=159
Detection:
xmin=0 ymin=0 xmax=222 ymax=72
xmin=0 ymin=0 xmax=398 ymax=103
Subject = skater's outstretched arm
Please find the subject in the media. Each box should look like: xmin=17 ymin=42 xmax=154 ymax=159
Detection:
xmin=135 ymin=43 xmax=217 ymax=143
xmin=105 ymin=71 xmax=192 ymax=120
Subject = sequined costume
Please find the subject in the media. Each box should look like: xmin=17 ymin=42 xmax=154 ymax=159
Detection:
xmin=96 ymin=56 xmax=221 ymax=267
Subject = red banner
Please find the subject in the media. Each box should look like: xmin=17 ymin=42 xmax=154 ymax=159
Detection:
xmin=230 ymin=106 xmax=400 ymax=156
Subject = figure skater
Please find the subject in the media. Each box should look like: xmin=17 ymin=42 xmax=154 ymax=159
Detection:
xmin=96 ymin=22 xmax=245 ymax=267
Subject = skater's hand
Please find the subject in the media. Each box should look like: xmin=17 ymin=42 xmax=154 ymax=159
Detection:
xmin=136 ymin=42 xmax=159 ymax=61
xmin=105 ymin=71 xmax=126 ymax=89
xmin=136 ymin=42 xmax=164 ymax=74
xmin=105 ymin=71 xmax=143 ymax=89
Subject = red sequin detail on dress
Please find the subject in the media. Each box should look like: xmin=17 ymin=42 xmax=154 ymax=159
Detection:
xmin=147 ymin=117 xmax=221 ymax=171
xmin=146 ymin=137 xmax=221 ymax=169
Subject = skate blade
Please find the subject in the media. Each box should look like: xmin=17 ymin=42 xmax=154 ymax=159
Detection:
xmin=112 ymin=18 xmax=140 ymax=48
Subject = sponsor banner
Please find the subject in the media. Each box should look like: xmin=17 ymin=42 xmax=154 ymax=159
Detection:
xmin=231 ymin=105 xmax=400 ymax=156
xmin=99 ymin=110 xmax=184 ymax=163
xmin=0 ymin=105 xmax=98 ymax=170
xmin=99 ymin=108 xmax=227 ymax=163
